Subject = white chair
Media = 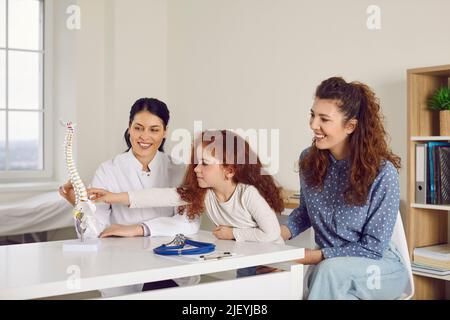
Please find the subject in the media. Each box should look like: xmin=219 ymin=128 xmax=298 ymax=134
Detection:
xmin=391 ymin=211 xmax=415 ymax=300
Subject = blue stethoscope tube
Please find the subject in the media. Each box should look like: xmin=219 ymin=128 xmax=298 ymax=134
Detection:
xmin=153 ymin=239 xmax=216 ymax=256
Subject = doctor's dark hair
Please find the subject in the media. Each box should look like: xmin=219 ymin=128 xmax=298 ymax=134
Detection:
xmin=300 ymin=77 xmax=401 ymax=206
xmin=124 ymin=98 xmax=170 ymax=152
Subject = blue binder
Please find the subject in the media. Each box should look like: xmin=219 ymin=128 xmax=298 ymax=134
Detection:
xmin=427 ymin=142 xmax=450 ymax=204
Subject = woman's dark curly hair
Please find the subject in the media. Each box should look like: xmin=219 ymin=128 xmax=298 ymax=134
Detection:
xmin=301 ymin=77 xmax=401 ymax=206
xmin=177 ymin=130 xmax=284 ymax=218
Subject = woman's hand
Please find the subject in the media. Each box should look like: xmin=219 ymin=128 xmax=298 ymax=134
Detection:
xmin=59 ymin=180 xmax=76 ymax=206
xmin=295 ymin=249 xmax=324 ymax=265
xmin=99 ymin=224 xmax=144 ymax=238
xmin=280 ymin=225 xmax=292 ymax=241
xmin=212 ymin=226 xmax=235 ymax=240
xmin=87 ymin=188 xmax=130 ymax=206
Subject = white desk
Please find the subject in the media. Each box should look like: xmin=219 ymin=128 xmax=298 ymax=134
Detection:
xmin=0 ymin=231 xmax=304 ymax=300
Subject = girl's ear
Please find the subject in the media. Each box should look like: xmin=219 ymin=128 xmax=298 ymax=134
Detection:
xmin=345 ymin=119 xmax=358 ymax=135
xmin=223 ymin=166 xmax=235 ymax=180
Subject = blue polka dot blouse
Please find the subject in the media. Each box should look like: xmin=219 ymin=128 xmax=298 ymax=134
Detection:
xmin=286 ymin=148 xmax=400 ymax=260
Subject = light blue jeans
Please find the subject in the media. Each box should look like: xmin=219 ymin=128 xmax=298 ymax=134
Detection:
xmin=236 ymin=266 xmax=257 ymax=278
xmin=307 ymin=244 xmax=409 ymax=300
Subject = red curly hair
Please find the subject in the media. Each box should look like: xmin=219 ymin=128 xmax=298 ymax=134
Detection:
xmin=177 ymin=130 xmax=284 ymax=218
xmin=301 ymin=77 xmax=401 ymax=206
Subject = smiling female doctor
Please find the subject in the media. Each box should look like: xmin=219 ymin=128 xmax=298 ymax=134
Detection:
xmin=60 ymin=97 xmax=200 ymax=296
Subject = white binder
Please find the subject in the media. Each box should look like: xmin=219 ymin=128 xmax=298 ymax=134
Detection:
xmin=415 ymin=143 xmax=428 ymax=204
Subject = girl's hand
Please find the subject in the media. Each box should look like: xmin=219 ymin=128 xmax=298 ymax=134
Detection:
xmin=212 ymin=226 xmax=235 ymax=240
xmin=99 ymin=224 xmax=144 ymax=238
xmin=280 ymin=225 xmax=292 ymax=241
xmin=87 ymin=188 xmax=130 ymax=205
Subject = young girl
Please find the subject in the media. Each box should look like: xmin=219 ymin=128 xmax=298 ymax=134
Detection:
xmin=88 ymin=130 xmax=285 ymax=276
xmin=281 ymin=77 xmax=408 ymax=299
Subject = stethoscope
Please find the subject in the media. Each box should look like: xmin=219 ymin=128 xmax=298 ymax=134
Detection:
xmin=153 ymin=234 xmax=216 ymax=256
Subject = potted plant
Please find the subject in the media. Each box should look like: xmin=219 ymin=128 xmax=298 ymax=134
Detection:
xmin=428 ymin=87 xmax=450 ymax=136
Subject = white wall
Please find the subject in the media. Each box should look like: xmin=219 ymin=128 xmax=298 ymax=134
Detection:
xmin=0 ymin=0 xmax=168 ymax=203
xmin=3 ymin=0 xmax=450 ymax=213
xmin=102 ymin=0 xmax=168 ymax=161
xmin=73 ymin=0 xmax=168 ymax=183
xmin=166 ymin=0 xmax=450 ymax=208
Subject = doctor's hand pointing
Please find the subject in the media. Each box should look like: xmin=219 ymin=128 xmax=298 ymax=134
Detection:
xmin=87 ymin=188 xmax=130 ymax=206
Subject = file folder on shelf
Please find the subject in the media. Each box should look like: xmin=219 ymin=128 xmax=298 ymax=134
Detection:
xmin=428 ymin=142 xmax=450 ymax=204
xmin=438 ymin=147 xmax=450 ymax=204
xmin=415 ymin=143 xmax=427 ymax=204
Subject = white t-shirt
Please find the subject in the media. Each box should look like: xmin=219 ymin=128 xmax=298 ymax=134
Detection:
xmin=129 ymin=183 xmax=283 ymax=245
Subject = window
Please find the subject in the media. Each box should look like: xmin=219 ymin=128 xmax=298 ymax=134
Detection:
xmin=0 ymin=0 xmax=52 ymax=182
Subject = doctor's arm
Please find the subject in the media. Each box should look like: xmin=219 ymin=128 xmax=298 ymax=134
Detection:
xmin=141 ymin=209 xmax=201 ymax=237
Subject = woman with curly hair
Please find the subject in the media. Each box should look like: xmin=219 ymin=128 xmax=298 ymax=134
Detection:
xmin=88 ymin=130 xmax=285 ymax=277
xmin=281 ymin=77 xmax=408 ymax=299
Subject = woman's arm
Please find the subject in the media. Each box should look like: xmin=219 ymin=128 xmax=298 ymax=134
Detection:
xmin=283 ymin=190 xmax=311 ymax=240
xmin=295 ymin=249 xmax=324 ymax=265
xmin=99 ymin=224 xmax=144 ymax=238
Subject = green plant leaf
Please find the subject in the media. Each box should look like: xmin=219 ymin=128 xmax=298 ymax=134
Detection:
xmin=427 ymin=87 xmax=450 ymax=111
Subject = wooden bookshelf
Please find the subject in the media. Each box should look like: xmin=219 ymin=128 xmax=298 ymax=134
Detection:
xmin=407 ymin=64 xmax=450 ymax=300
xmin=412 ymin=271 xmax=450 ymax=282
xmin=281 ymin=189 xmax=300 ymax=211
xmin=411 ymin=136 xmax=450 ymax=141
xmin=411 ymin=203 xmax=450 ymax=211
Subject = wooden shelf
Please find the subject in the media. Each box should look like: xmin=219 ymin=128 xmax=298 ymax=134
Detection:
xmin=281 ymin=189 xmax=300 ymax=210
xmin=406 ymin=64 xmax=450 ymax=300
xmin=412 ymin=270 xmax=450 ymax=282
xmin=411 ymin=136 xmax=450 ymax=141
xmin=411 ymin=203 xmax=450 ymax=211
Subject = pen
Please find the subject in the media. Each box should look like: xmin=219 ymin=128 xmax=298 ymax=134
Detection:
xmin=200 ymin=252 xmax=232 ymax=260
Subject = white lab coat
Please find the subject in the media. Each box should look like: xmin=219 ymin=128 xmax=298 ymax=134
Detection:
xmin=87 ymin=150 xmax=199 ymax=237
xmin=82 ymin=150 xmax=201 ymax=297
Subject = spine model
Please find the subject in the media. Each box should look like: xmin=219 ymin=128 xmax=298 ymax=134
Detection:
xmin=62 ymin=121 xmax=98 ymax=241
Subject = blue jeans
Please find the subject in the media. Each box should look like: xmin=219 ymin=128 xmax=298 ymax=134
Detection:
xmin=236 ymin=266 xmax=257 ymax=278
xmin=307 ymin=244 xmax=409 ymax=300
